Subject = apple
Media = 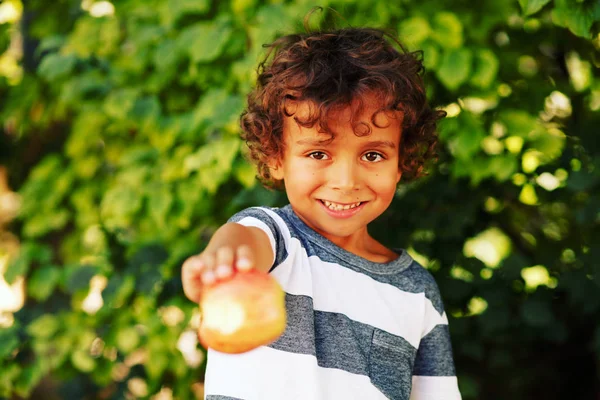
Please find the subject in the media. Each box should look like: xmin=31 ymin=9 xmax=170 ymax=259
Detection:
xmin=198 ymin=269 xmax=287 ymax=354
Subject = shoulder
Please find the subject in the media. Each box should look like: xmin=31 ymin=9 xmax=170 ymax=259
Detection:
xmin=400 ymin=258 xmax=445 ymax=314
xmin=228 ymin=206 xmax=280 ymax=223
xmin=228 ymin=206 xmax=291 ymax=269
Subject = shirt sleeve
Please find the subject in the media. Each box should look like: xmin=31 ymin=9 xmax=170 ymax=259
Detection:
xmin=410 ymin=277 xmax=462 ymax=400
xmin=227 ymin=207 xmax=288 ymax=271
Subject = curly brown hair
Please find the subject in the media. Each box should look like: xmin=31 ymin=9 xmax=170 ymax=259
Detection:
xmin=240 ymin=27 xmax=445 ymax=190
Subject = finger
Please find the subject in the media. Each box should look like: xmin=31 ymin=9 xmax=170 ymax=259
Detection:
xmin=182 ymin=255 xmax=205 ymax=277
xmin=215 ymin=247 xmax=234 ymax=279
xmin=181 ymin=255 xmax=205 ymax=302
xmin=200 ymin=253 xmax=216 ymax=285
xmin=235 ymin=245 xmax=254 ymax=271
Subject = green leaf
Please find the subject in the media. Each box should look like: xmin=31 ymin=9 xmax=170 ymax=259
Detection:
xmin=147 ymin=184 xmax=174 ymax=227
xmin=14 ymin=361 xmax=46 ymax=399
xmin=0 ymin=328 xmax=19 ymax=360
xmin=5 ymin=243 xmax=52 ymax=284
xmin=59 ymin=73 xmax=110 ymax=105
xmin=167 ymin=0 xmax=211 ymax=24
xmin=27 ymin=315 xmax=61 ymax=339
xmin=470 ymin=49 xmax=499 ymax=89
xmin=38 ymin=53 xmax=78 ymax=81
xmin=431 ymin=12 xmax=464 ymax=49
xmin=0 ymin=364 xmax=20 ymax=398
xmin=518 ymin=0 xmax=551 ymax=16
xmin=179 ymin=18 xmax=233 ymax=63
xmin=184 ymin=137 xmax=241 ymax=174
xmin=100 ymin=185 xmax=144 ymax=227
xmin=234 ymin=160 xmax=258 ymax=188
xmin=447 ymin=126 xmax=485 ymax=160
xmin=529 ymin=128 xmax=566 ymax=164
xmin=116 ymin=327 xmax=141 ymax=353
xmin=232 ymin=0 xmax=259 ymax=15
xmin=63 ymin=265 xmax=99 ymax=294
xmin=192 ymin=90 xmax=245 ymax=135
xmin=398 ymin=17 xmax=431 ymax=47
xmin=551 ymin=0 xmax=599 ymax=38
xmin=436 ymin=48 xmax=473 ymax=91
xmin=71 ymin=349 xmax=96 ymax=373
xmin=27 ymin=265 xmax=61 ymax=301
xmin=103 ymin=274 xmax=136 ymax=309
xmin=497 ymin=110 xmax=539 ymax=138
xmin=488 ymin=155 xmax=518 ymax=182
xmin=153 ymin=38 xmax=181 ymax=72
xmin=103 ymin=88 xmax=140 ymax=120
xmin=131 ymin=95 xmax=161 ymax=122
xmin=421 ymin=42 xmax=440 ymax=70
xmin=145 ymin=350 xmax=169 ymax=379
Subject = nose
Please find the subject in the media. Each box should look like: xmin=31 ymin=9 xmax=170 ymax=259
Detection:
xmin=326 ymin=157 xmax=360 ymax=192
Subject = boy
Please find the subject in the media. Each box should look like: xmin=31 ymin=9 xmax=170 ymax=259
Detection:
xmin=182 ymin=27 xmax=461 ymax=400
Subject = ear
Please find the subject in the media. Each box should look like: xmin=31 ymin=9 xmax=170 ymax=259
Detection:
xmin=269 ymin=161 xmax=284 ymax=181
xmin=396 ymin=168 xmax=402 ymax=184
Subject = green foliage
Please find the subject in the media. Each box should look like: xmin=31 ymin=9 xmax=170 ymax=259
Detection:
xmin=0 ymin=0 xmax=599 ymax=399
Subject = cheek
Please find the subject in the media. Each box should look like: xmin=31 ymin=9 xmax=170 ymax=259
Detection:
xmin=284 ymin=160 xmax=322 ymax=187
xmin=370 ymin=169 xmax=400 ymax=195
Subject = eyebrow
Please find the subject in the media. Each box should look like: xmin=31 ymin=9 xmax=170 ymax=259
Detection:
xmin=295 ymin=138 xmax=334 ymax=146
xmin=295 ymin=139 xmax=397 ymax=150
xmin=363 ymin=140 xmax=397 ymax=150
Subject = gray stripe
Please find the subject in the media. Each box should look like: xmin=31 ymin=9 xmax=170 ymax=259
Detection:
xmin=206 ymin=396 xmax=244 ymax=400
xmin=269 ymin=294 xmax=372 ymax=375
xmin=413 ymin=324 xmax=456 ymax=376
xmin=370 ymin=328 xmax=416 ymax=400
xmin=270 ymin=293 xmax=417 ymax=399
xmin=228 ymin=207 xmax=288 ymax=270
xmin=273 ymin=205 xmax=446 ymax=315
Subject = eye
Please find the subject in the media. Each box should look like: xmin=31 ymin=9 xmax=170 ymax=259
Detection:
xmin=308 ymin=151 xmax=329 ymax=160
xmin=362 ymin=152 xmax=384 ymax=162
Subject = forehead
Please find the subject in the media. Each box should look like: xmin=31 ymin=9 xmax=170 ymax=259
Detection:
xmin=283 ymin=95 xmax=403 ymax=141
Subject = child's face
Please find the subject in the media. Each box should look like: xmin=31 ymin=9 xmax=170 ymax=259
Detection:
xmin=270 ymin=95 xmax=402 ymax=246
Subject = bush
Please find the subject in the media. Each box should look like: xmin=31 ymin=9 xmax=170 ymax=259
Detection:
xmin=0 ymin=0 xmax=599 ymax=398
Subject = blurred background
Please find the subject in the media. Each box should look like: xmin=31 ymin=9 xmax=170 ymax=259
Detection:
xmin=0 ymin=0 xmax=599 ymax=399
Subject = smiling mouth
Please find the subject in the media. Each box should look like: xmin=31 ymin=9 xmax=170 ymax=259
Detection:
xmin=319 ymin=199 xmax=364 ymax=211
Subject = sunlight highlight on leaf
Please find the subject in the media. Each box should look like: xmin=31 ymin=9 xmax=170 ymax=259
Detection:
xmin=442 ymin=103 xmax=461 ymax=118
xmin=521 ymin=265 xmax=557 ymax=291
xmin=544 ymin=91 xmax=572 ymax=118
xmin=463 ymin=228 xmax=512 ymax=268
xmin=522 ymin=150 xmax=541 ymax=173
xmin=0 ymin=256 xmax=24 ymax=318
xmin=519 ymin=184 xmax=539 ymax=205
xmin=0 ymin=1 xmax=22 ymax=24
xmin=89 ymin=1 xmax=115 ymax=17
xmin=566 ymin=52 xmax=592 ymax=92
xmin=128 ymin=378 xmax=149 ymax=398
xmin=451 ymin=266 xmax=474 ymax=282
xmin=536 ymin=172 xmax=561 ymax=191
xmin=468 ymin=297 xmax=488 ymax=316
xmin=505 ymin=136 xmax=524 ymax=154
xmin=177 ymin=330 xmax=205 ymax=368
xmin=82 ymin=275 xmax=107 ymax=315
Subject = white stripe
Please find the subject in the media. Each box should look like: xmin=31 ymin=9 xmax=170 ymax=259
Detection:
xmin=410 ymin=376 xmax=462 ymax=400
xmin=422 ymin=310 xmax=449 ymax=338
xmin=257 ymin=208 xmax=446 ymax=348
xmin=234 ymin=217 xmax=276 ymax=266
xmin=205 ymin=346 xmax=388 ymax=400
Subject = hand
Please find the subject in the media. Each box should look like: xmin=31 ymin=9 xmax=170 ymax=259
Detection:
xmin=181 ymin=245 xmax=255 ymax=303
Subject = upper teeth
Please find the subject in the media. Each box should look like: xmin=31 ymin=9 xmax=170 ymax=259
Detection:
xmin=323 ymin=200 xmax=362 ymax=210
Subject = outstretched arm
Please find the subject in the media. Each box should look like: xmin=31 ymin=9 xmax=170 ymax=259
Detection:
xmin=181 ymin=222 xmax=274 ymax=303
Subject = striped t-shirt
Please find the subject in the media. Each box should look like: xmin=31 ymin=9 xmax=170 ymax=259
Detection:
xmin=204 ymin=205 xmax=461 ymax=400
